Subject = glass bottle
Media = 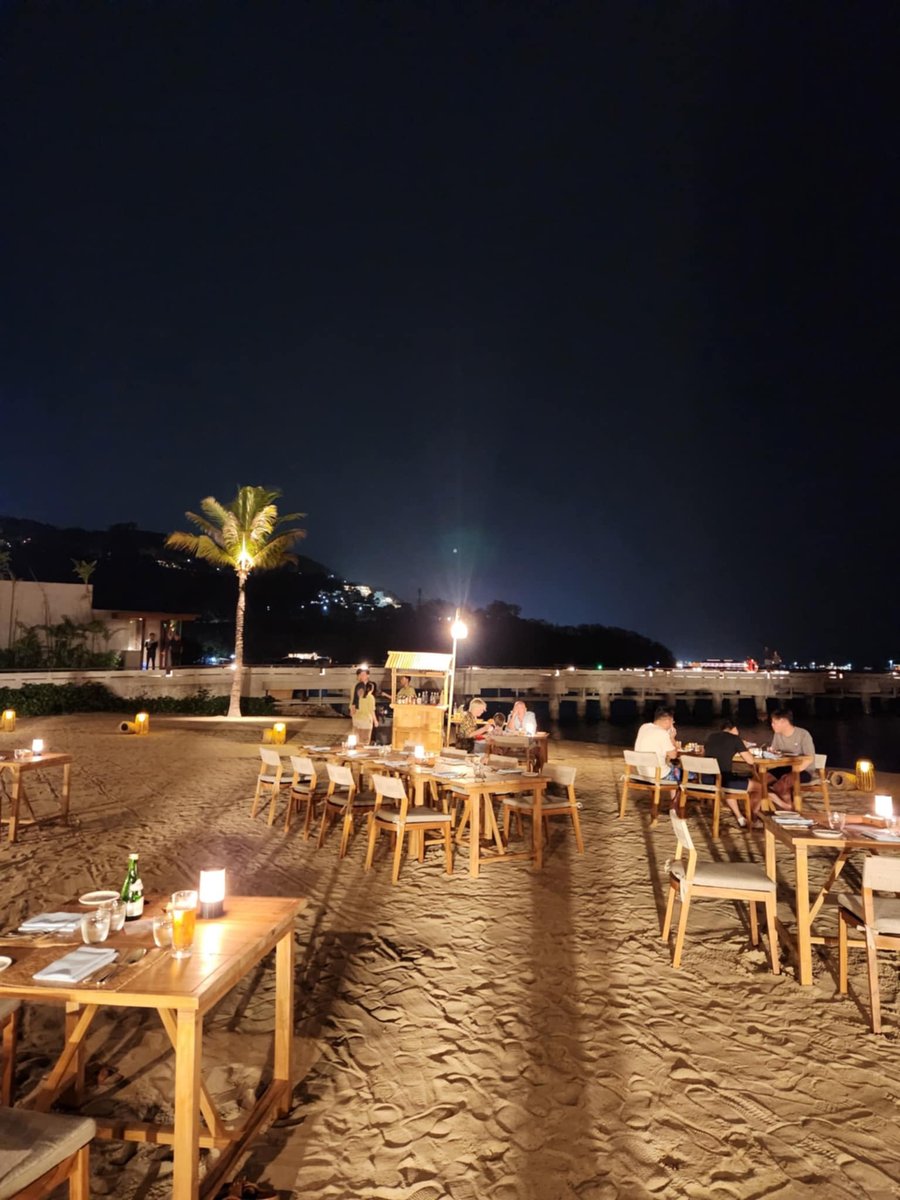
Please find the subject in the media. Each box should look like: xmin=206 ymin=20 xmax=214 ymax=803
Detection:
xmin=120 ymin=852 xmax=145 ymax=920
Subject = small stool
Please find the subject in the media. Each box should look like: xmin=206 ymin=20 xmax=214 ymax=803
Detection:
xmin=0 ymin=1107 xmax=95 ymax=1200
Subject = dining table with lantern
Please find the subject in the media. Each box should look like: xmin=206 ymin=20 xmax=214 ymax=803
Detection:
xmin=0 ymin=891 xmax=303 ymax=1200
xmin=0 ymin=747 xmax=73 ymax=843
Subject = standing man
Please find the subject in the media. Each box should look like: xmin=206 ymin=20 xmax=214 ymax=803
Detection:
xmin=145 ymin=635 xmax=158 ymax=670
xmin=396 ymin=675 xmax=417 ymax=702
xmin=767 ymin=708 xmax=816 ymax=810
xmin=703 ymin=719 xmax=763 ymax=828
xmin=634 ymin=706 xmax=681 ymax=784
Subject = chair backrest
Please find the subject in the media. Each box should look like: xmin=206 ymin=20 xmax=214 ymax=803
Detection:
xmin=863 ymin=856 xmax=900 ymax=893
xmin=669 ymin=808 xmax=696 ymax=852
xmin=488 ymin=754 xmax=519 ymax=767
xmin=543 ymin=763 xmax=576 ymax=787
xmin=442 ymin=748 xmax=469 ymax=759
xmin=624 ymin=750 xmax=659 ymax=776
xmin=259 ymin=747 xmax=282 ymax=769
xmin=680 ymin=755 xmax=720 ymax=777
xmin=814 ymin=753 xmax=827 ymax=770
xmin=372 ymin=774 xmax=407 ymax=802
xmin=326 ymin=762 xmax=354 ymax=789
xmin=289 ymin=755 xmax=315 ymax=778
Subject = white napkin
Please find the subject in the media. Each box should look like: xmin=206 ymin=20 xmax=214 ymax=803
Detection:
xmin=33 ymin=946 xmax=116 ymax=984
xmin=862 ymin=829 xmax=900 ymax=843
xmin=18 ymin=912 xmax=82 ymax=934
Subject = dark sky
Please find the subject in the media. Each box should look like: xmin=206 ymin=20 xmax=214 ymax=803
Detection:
xmin=2 ymin=2 xmax=897 ymax=664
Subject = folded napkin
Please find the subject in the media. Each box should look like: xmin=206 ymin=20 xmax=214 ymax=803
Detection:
xmin=495 ymin=768 xmax=523 ymax=775
xmin=32 ymin=946 xmax=116 ymax=984
xmin=862 ymin=828 xmax=900 ymax=843
xmin=18 ymin=912 xmax=82 ymax=934
xmin=307 ymin=745 xmax=333 ymax=752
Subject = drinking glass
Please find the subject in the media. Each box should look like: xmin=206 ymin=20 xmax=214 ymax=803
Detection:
xmin=828 ymin=811 xmax=846 ymax=833
xmin=152 ymin=914 xmax=173 ymax=949
xmin=81 ymin=908 xmax=111 ymax=945
xmin=102 ymin=898 xmax=127 ymax=933
xmin=170 ymin=890 xmax=198 ymax=960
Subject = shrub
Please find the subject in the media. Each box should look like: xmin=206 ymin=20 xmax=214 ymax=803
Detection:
xmin=0 ymin=684 xmax=275 ymax=717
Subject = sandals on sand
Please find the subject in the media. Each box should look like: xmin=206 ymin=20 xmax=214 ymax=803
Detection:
xmin=215 ymin=1178 xmax=278 ymax=1200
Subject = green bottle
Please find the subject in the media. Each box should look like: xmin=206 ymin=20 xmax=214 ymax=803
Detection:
xmin=120 ymin=852 xmax=144 ymax=920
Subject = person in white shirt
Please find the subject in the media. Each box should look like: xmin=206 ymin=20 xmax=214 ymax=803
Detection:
xmin=507 ymin=700 xmax=538 ymax=736
xmin=634 ymin=706 xmax=682 ymax=785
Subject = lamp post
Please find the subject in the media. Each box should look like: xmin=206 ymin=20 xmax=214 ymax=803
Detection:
xmin=447 ymin=610 xmax=468 ymax=745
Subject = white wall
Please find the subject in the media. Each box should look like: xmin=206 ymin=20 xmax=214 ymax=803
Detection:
xmin=0 ymin=580 xmax=134 ymax=651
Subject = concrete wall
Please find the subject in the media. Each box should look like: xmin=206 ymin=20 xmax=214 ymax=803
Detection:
xmin=0 ymin=580 xmax=140 ymax=653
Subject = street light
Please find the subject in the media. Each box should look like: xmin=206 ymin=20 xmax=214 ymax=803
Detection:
xmin=447 ymin=609 xmax=468 ymax=745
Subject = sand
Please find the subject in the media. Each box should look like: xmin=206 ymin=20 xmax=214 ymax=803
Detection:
xmin=2 ymin=713 xmax=900 ymax=1200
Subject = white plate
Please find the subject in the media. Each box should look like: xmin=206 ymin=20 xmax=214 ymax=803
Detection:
xmin=812 ymin=828 xmax=843 ymax=838
xmin=79 ymin=890 xmax=120 ymax=907
xmin=0 ymin=956 xmax=11 ymax=972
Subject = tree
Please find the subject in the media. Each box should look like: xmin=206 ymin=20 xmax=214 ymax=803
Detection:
xmin=167 ymin=487 xmax=306 ymax=717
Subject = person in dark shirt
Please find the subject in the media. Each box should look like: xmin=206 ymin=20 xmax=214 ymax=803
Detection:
xmin=703 ymin=719 xmax=763 ymax=827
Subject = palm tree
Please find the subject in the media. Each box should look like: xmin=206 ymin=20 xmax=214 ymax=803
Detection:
xmin=167 ymin=487 xmax=306 ymax=717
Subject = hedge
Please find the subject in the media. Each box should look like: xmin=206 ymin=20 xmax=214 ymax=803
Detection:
xmin=0 ymin=683 xmax=275 ymax=718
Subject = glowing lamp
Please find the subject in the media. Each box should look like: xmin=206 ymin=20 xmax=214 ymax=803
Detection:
xmin=2 ymin=710 xmax=15 ymax=732
xmin=450 ymin=619 xmax=468 ymax=641
xmin=856 ymin=759 xmax=875 ymax=792
xmin=31 ymin=738 xmax=44 ymax=756
xmin=874 ymin=795 xmax=894 ymax=820
xmin=135 ymin=712 xmax=149 ymax=736
xmin=272 ymin=722 xmax=286 ymax=745
xmin=198 ymin=869 xmax=226 ymax=919
xmin=347 ymin=733 xmax=358 ymax=750
xmin=414 ymin=744 xmax=425 ymax=761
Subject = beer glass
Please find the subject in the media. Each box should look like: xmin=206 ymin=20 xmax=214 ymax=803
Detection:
xmin=170 ymin=890 xmax=198 ymax=960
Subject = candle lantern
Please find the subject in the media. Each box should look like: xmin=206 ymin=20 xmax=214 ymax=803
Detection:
xmin=413 ymin=744 xmax=426 ymax=761
xmin=874 ymin=795 xmax=894 ymax=820
xmin=272 ymin=722 xmax=286 ymax=745
xmin=856 ymin=759 xmax=875 ymax=792
xmin=31 ymin=738 xmax=44 ymax=756
xmin=1 ymin=710 xmax=15 ymax=733
xmin=347 ymin=733 xmax=358 ymax=750
xmin=198 ymin=869 xmax=226 ymax=919
xmin=135 ymin=712 xmax=150 ymax=736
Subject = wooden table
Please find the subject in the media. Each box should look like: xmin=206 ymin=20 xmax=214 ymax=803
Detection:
xmin=0 ymin=895 xmax=303 ymax=1199
xmin=750 ymin=753 xmax=804 ymax=809
xmin=762 ymin=815 xmax=900 ymax=985
xmin=0 ymin=751 xmax=72 ymax=843
xmin=481 ymin=732 xmax=549 ymax=770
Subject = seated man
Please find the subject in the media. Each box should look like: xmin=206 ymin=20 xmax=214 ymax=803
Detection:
xmin=634 ymin=706 xmax=681 ymax=787
xmin=506 ymin=700 xmax=538 ymax=736
xmin=702 ymin=719 xmax=763 ymax=828
xmin=767 ymin=707 xmax=816 ymax=810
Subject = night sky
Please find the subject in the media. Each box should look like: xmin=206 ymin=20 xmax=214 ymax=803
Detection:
xmin=2 ymin=3 xmax=897 ymax=664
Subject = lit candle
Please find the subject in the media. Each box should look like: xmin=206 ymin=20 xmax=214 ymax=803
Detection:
xmin=856 ymin=759 xmax=875 ymax=792
xmin=874 ymin=795 xmax=894 ymax=819
xmin=31 ymin=738 xmax=44 ymax=756
xmin=198 ymin=868 xmax=226 ymax=919
xmin=414 ymin=744 xmax=425 ymax=761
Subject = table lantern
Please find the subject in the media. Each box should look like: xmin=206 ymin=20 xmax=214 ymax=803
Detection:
xmin=31 ymin=738 xmax=44 ymax=756
xmin=413 ymin=744 xmax=426 ymax=761
xmin=198 ymin=869 xmax=226 ymax=919
xmin=1 ymin=709 xmax=15 ymax=732
xmin=272 ymin=722 xmax=286 ymax=745
xmin=874 ymin=795 xmax=894 ymax=820
xmin=347 ymin=733 xmax=358 ymax=750
xmin=855 ymin=759 xmax=875 ymax=792
xmin=135 ymin=712 xmax=149 ymax=736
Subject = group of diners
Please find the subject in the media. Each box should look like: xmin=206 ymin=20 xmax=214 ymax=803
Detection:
xmin=634 ymin=705 xmax=817 ymax=828
xmin=456 ymin=696 xmax=538 ymax=747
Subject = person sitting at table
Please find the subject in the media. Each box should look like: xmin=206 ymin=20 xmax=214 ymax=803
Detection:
xmin=396 ymin=675 xmax=417 ymax=702
xmin=702 ymin=719 xmax=764 ymax=828
xmin=767 ymin=707 xmax=816 ymax=810
xmin=506 ymin=700 xmax=538 ymax=736
xmin=456 ymin=698 xmax=488 ymax=748
xmin=634 ymin=706 xmax=681 ymax=786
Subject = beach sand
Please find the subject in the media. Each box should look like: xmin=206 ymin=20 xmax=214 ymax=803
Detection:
xmin=2 ymin=714 xmax=900 ymax=1199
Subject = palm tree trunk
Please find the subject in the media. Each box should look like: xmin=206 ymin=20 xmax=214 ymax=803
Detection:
xmin=228 ymin=571 xmax=248 ymax=718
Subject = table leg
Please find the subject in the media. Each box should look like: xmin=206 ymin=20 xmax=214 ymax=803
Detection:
xmin=469 ymin=788 xmax=482 ymax=879
xmin=65 ymin=1002 xmax=87 ymax=1102
xmin=765 ymin=828 xmax=776 ymax=882
xmin=61 ymin=762 xmax=72 ymax=823
xmin=274 ymin=929 xmax=295 ymax=1116
xmin=8 ymin=771 xmax=22 ymax=844
xmin=173 ymin=1008 xmax=202 ymax=1200
xmin=532 ymin=783 xmax=544 ymax=870
xmin=795 ymin=842 xmax=813 ymax=986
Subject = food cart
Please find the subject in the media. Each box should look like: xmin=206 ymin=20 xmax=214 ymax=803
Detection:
xmin=384 ymin=650 xmax=453 ymax=754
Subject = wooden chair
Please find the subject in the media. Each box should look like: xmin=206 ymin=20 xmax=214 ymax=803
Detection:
xmin=317 ymin=762 xmax=376 ymax=858
xmin=364 ymin=774 xmax=454 ymax=884
xmin=796 ymin=754 xmax=831 ymax=814
xmin=0 ymin=1107 xmax=95 ymax=1200
xmin=250 ymin=747 xmax=288 ymax=826
xmin=1 ymin=1001 xmax=20 ymax=1106
xmin=619 ymin=751 xmax=676 ymax=824
xmin=500 ymin=763 xmax=584 ymax=853
xmin=837 ymin=856 xmax=900 ymax=1033
xmin=286 ymin=755 xmax=319 ymax=837
xmin=678 ymin=755 xmax=752 ymax=839
xmin=661 ymin=810 xmax=780 ymax=972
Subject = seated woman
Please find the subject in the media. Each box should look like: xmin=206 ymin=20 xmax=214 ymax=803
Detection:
xmin=456 ymin=698 xmax=488 ymax=750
